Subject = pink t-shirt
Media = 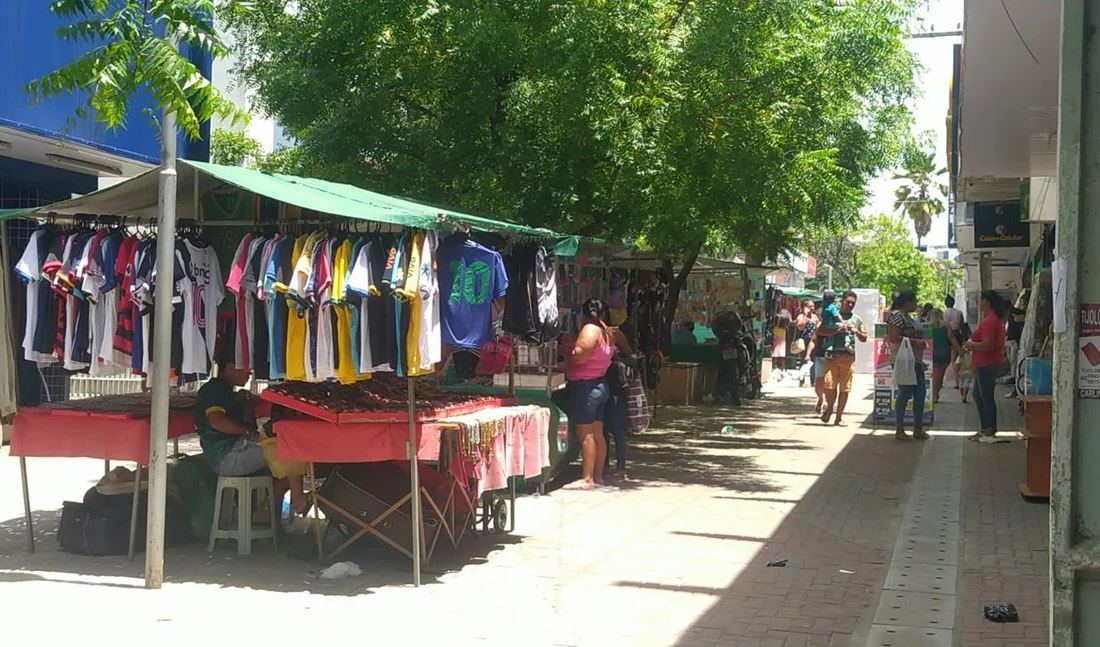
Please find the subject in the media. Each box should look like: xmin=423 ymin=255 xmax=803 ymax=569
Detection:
xmin=567 ymin=325 xmax=613 ymax=381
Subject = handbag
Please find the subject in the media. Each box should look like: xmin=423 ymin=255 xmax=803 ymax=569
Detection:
xmin=791 ymin=338 xmax=806 ymax=355
xmin=625 ymin=379 xmax=650 ymax=432
xmin=893 ymin=337 xmax=918 ymax=387
xmin=608 ymin=356 xmax=638 ymax=391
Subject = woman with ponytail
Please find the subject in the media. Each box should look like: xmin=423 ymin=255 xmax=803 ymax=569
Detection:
xmin=564 ymin=298 xmax=616 ymax=490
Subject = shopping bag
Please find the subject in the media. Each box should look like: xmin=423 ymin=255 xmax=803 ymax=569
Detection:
xmin=626 ymin=379 xmax=650 ymax=433
xmin=259 ymin=432 xmax=308 ymax=479
xmin=893 ymin=338 xmax=917 ymax=387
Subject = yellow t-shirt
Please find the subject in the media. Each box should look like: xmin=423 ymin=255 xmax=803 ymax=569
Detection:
xmin=284 ymin=234 xmax=309 ymax=381
xmin=404 ymin=232 xmax=432 ymax=376
xmin=333 ymin=240 xmax=358 ymax=385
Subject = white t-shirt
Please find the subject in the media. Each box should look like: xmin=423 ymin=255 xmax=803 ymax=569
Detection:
xmin=180 ymin=241 xmax=224 ymax=375
xmin=419 ymin=231 xmax=441 ymax=369
xmin=944 ymin=307 xmax=964 ymax=332
xmin=15 ymin=229 xmax=55 ymax=364
xmin=346 ymin=243 xmax=373 ymax=374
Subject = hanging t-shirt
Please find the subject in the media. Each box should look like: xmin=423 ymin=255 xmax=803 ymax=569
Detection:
xmin=14 ymin=228 xmax=57 ymax=365
xmin=348 ymin=238 xmax=394 ymax=373
xmin=535 ymin=246 xmax=560 ymax=343
xmin=420 ymin=231 xmax=442 ymax=369
xmin=283 ymin=234 xmax=310 ymax=381
xmin=315 ymin=238 xmax=338 ymax=381
xmin=264 ymin=235 xmax=293 ymax=379
xmin=226 ymin=233 xmax=254 ymax=370
xmin=437 ymin=238 xmax=509 ymax=350
xmin=180 ymin=240 xmax=224 ymax=376
xmin=404 ymin=231 xmax=427 ymax=376
xmin=112 ymin=236 xmax=140 ymax=367
xmin=331 ymin=239 xmax=358 ymax=384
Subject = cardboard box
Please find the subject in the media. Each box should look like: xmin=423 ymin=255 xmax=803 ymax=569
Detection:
xmin=656 ymin=363 xmax=702 ymax=405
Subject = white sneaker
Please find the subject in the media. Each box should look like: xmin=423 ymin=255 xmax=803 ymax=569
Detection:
xmin=978 ymin=435 xmax=1000 ymax=444
xmin=703 ymin=394 xmax=717 ymax=404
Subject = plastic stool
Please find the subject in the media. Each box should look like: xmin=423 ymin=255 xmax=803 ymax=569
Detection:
xmin=208 ymin=475 xmax=278 ymax=555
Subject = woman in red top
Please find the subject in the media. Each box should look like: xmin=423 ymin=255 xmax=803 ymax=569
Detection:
xmin=965 ymin=291 xmax=1007 ymax=441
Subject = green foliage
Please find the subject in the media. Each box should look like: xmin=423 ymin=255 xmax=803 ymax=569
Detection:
xmin=852 ymin=215 xmax=943 ymax=305
xmin=26 ymin=0 xmax=248 ymax=141
xmin=893 ymin=130 xmax=947 ymax=245
xmin=227 ymin=0 xmax=919 ymax=262
xmin=210 ymin=128 xmax=263 ymax=166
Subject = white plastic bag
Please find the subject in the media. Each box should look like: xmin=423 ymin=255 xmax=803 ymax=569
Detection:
xmin=893 ymin=338 xmax=917 ymax=387
xmin=320 ymin=562 xmax=362 ymax=579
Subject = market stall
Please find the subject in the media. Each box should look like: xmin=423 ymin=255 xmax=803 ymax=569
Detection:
xmin=10 ymin=393 xmax=196 ymax=559
xmin=1 ymin=159 xmax=574 ymax=587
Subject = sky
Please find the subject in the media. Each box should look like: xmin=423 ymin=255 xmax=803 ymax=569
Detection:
xmin=863 ymin=0 xmax=964 ymax=249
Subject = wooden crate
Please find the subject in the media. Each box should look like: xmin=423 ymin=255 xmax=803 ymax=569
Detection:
xmin=656 ymin=363 xmax=702 ymax=405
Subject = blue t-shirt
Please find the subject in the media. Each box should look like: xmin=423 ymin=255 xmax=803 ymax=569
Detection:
xmin=437 ymin=240 xmax=509 ymax=349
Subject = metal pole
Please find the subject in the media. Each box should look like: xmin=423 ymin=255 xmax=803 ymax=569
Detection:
xmin=1052 ymin=1 xmax=1087 ymax=643
xmin=828 ymin=266 xmax=833 ymax=290
xmin=128 ymin=463 xmax=142 ymax=561
xmin=145 ymin=66 xmax=178 ymax=589
xmin=979 ymin=252 xmax=993 ymax=293
xmin=408 ymin=377 xmax=422 ymax=586
xmin=19 ymin=457 xmax=34 ymax=553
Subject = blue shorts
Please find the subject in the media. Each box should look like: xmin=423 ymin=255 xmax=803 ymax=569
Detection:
xmin=568 ymin=378 xmax=610 ymax=425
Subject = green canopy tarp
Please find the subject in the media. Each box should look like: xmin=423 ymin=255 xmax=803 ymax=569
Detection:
xmin=2 ymin=160 xmax=586 ymax=250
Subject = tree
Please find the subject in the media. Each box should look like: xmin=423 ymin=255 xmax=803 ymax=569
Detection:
xmin=26 ymin=0 xmax=246 ymax=140
xmin=27 ymin=0 xmax=246 ymax=590
xmin=227 ymin=0 xmax=919 ymax=333
xmin=210 ymin=128 xmax=264 ymax=166
xmin=852 ymin=215 xmax=942 ymax=305
xmin=893 ymin=131 xmax=947 ymax=247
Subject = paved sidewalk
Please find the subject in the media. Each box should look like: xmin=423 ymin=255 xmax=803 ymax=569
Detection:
xmin=0 ymin=376 xmax=1048 ymax=646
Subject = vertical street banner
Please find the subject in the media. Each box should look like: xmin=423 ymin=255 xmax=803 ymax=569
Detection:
xmin=1079 ymin=304 xmax=1100 ymax=398
xmin=873 ymin=323 xmax=935 ymax=424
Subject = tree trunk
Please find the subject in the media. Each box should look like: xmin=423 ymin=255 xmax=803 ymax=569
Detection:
xmin=660 ymin=240 xmax=703 ymax=351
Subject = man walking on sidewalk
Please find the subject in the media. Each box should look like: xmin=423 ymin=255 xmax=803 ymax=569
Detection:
xmin=820 ymin=291 xmax=867 ymax=426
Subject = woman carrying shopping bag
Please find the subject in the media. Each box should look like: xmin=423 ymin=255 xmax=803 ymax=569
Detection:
xmin=886 ymin=292 xmax=929 ymax=440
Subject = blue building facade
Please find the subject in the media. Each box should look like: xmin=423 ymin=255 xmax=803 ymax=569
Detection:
xmin=0 ymin=0 xmax=210 ymax=208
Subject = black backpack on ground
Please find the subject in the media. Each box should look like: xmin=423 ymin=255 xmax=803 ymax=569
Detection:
xmin=58 ymin=487 xmax=193 ymax=556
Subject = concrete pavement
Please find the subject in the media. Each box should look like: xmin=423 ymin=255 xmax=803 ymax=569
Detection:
xmin=0 ymin=376 xmax=1048 ymax=646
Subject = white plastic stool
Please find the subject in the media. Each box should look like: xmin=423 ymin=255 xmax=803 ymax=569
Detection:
xmin=208 ymin=475 xmax=278 ymax=555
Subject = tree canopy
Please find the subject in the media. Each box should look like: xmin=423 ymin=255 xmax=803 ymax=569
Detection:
xmin=226 ymin=0 xmax=919 ymax=264
xmin=27 ymin=0 xmax=247 ymax=141
xmin=893 ymin=130 xmax=947 ymax=247
xmin=805 ymin=215 xmax=945 ymax=305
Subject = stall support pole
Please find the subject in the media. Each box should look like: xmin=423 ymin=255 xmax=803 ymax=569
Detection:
xmin=408 ymin=377 xmax=422 ymax=586
xmin=19 ymin=457 xmax=33 ymax=553
xmin=128 ymin=463 xmax=142 ymax=561
xmin=145 ymin=79 xmax=178 ymax=590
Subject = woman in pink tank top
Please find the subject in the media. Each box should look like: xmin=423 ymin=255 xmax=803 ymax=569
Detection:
xmin=563 ymin=298 xmax=616 ymax=490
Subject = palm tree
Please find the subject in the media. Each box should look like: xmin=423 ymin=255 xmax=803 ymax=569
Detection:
xmin=26 ymin=0 xmax=246 ymax=590
xmin=893 ymin=146 xmax=947 ymax=248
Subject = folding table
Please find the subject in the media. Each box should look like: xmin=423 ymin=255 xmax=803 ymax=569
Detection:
xmin=11 ymin=397 xmax=196 ymax=559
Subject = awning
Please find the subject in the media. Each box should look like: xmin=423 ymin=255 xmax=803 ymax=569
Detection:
xmin=0 ymin=160 xmax=583 ymax=243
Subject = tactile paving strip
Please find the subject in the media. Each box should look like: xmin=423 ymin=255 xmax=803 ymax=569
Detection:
xmin=866 ymin=624 xmax=954 ymax=647
xmin=883 ymin=563 xmax=958 ymax=595
xmin=865 ymin=438 xmax=963 ymax=646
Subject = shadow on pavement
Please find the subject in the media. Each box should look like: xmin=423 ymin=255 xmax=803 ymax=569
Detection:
xmin=0 ymin=502 xmax=523 ymax=596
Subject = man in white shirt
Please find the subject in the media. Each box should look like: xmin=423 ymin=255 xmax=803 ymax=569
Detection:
xmin=943 ymin=294 xmax=964 ymax=332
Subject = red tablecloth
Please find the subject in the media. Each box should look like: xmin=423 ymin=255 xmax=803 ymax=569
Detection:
xmin=274 ymin=418 xmax=445 ymax=464
xmin=11 ymin=408 xmax=194 ymax=464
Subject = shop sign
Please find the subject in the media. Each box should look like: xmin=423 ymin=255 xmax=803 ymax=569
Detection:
xmin=1079 ymin=304 xmax=1100 ymax=398
xmin=973 ymin=201 xmax=1030 ymax=248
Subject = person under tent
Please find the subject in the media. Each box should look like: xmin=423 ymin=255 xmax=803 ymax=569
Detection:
xmin=195 ymin=357 xmax=309 ymax=518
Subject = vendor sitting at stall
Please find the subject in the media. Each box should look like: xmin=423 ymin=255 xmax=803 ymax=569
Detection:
xmin=195 ymin=358 xmax=309 ymax=517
